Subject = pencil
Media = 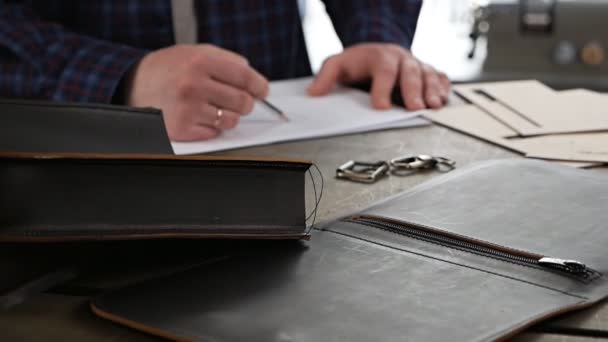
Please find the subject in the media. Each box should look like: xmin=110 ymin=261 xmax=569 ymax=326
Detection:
xmin=260 ymin=99 xmax=290 ymax=122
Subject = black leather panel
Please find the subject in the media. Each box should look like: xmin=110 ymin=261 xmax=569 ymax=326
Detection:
xmin=357 ymin=159 xmax=608 ymax=281
xmin=327 ymin=220 xmax=607 ymax=300
xmin=93 ymin=235 xmax=582 ymax=342
xmin=92 ymin=160 xmax=608 ymax=341
xmin=0 ymin=99 xmax=172 ymax=154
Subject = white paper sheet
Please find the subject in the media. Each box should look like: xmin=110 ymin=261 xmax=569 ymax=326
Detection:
xmin=171 ymin=78 xmax=428 ymax=155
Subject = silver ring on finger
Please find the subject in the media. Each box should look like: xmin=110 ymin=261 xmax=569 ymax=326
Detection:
xmin=214 ymin=108 xmax=224 ymax=128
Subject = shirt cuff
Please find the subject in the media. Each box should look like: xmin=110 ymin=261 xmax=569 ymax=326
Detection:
xmin=50 ymin=40 xmax=147 ymax=104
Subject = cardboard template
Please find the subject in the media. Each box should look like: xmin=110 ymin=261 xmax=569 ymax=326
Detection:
xmin=454 ymin=81 xmax=608 ymax=136
xmin=424 ymin=104 xmax=603 ymax=168
xmin=424 ymin=104 xmax=522 ymax=152
xmin=509 ymin=133 xmax=608 ymax=163
xmin=454 ymin=81 xmax=543 ymax=135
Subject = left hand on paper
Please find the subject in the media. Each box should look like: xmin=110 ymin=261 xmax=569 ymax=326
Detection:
xmin=307 ymin=43 xmax=450 ymax=111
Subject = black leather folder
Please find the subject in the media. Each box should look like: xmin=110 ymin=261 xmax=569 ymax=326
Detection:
xmin=0 ymin=98 xmax=314 ymax=241
xmin=0 ymin=152 xmax=312 ymax=242
xmin=0 ymin=98 xmax=176 ymax=300
xmin=92 ymin=159 xmax=608 ymax=341
xmin=0 ymin=99 xmax=315 ymax=301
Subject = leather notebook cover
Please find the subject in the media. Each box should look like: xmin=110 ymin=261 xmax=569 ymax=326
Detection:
xmin=91 ymin=159 xmax=608 ymax=341
xmin=0 ymin=99 xmax=172 ymax=154
xmin=0 ymin=152 xmax=312 ymax=242
xmin=0 ymin=99 xmax=178 ymax=297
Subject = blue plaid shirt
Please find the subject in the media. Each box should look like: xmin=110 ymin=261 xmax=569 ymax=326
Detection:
xmin=0 ymin=0 xmax=421 ymax=104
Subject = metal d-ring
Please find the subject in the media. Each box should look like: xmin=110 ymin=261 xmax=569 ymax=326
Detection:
xmin=336 ymin=160 xmax=390 ymax=183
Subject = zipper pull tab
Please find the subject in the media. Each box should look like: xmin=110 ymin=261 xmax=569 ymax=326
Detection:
xmin=538 ymin=257 xmax=587 ymax=274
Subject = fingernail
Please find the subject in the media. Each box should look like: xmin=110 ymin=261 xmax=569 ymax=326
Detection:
xmin=430 ymin=96 xmax=441 ymax=105
xmin=413 ymin=98 xmax=424 ymax=108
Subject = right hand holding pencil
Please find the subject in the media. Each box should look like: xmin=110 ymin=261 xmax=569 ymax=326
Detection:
xmin=124 ymin=44 xmax=269 ymax=141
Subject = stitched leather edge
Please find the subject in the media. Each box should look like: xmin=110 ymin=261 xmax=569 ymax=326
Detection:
xmin=90 ymin=302 xmax=191 ymax=342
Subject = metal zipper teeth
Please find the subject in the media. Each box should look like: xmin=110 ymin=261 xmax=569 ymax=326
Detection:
xmin=345 ymin=217 xmax=599 ymax=281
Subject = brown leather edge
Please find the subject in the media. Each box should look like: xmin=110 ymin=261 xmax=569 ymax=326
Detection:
xmin=90 ymin=302 xmax=191 ymax=342
xmin=0 ymin=151 xmax=312 ymax=165
xmin=496 ymin=300 xmax=597 ymax=341
xmin=90 ymin=293 xmax=600 ymax=342
xmin=0 ymin=232 xmax=311 ymax=243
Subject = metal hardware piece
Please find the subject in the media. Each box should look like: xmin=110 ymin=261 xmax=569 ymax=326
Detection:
xmin=389 ymin=155 xmax=456 ymax=172
xmin=538 ymin=257 xmax=587 ymax=274
xmin=336 ymin=160 xmax=389 ymax=183
xmin=520 ymin=0 xmax=556 ymax=33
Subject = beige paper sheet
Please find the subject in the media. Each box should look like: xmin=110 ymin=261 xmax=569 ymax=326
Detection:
xmin=508 ymin=133 xmax=608 ymax=163
xmin=424 ymin=104 xmax=603 ymax=168
xmin=454 ymin=81 xmax=543 ymax=134
xmin=479 ymin=81 xmax=608 ymax=136
xmin=424 ymin=104 xmax=522 ymax=152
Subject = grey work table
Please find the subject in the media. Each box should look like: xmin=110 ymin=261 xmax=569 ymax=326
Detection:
xmin=2 ymin=123 xmax=607 ymax=341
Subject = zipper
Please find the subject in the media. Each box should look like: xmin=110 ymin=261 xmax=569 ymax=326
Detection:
xmin=344 ymin=215 xmax=601 ymax=282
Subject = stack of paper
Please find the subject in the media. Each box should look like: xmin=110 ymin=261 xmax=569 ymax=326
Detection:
xmin=172 ymin=77 xmax=428 ymax=155
xmin=424 ymin=80 xmax=608 ymax=167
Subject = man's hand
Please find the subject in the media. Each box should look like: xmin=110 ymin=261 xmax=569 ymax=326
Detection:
xmin=308 ymin=43 xmax=451 ymax=110
xmin=126 ymin=44 xmax=269 ymax=141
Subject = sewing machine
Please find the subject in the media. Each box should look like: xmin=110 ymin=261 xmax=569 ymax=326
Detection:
xmin=467 ymin=0 xmax=608 ymax=90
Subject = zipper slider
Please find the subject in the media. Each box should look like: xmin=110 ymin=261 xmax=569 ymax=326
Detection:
xmin=538 ymin=257 xmax=587 ymax=274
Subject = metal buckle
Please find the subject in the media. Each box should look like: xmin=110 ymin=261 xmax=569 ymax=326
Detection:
xmin=336 ymin=160 xmax=389 ymax=183
xmin=389 ymin=155 xmax=456 ymax=173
